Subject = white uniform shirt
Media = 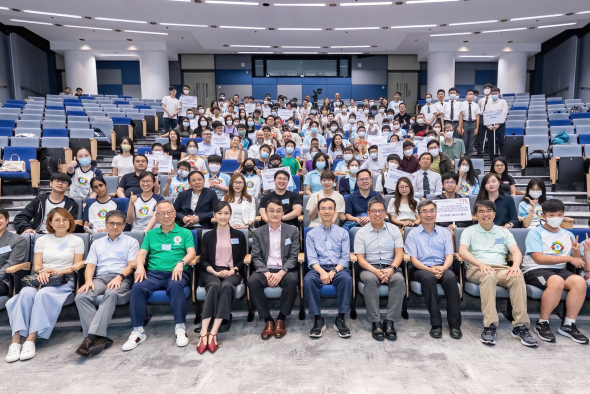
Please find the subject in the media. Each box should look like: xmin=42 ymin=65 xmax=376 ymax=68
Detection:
xmin=460 ymin=101 xmax=481 ymax=122
xmin=161 ymin=96 xmax=180 ymax=119
xmin=39 ymin=197 xmax=66 ymax=234
xmin=420 ymin=104 xmax=436 ymax=123
xmin=132 ymin=195 xmax=162 ymax=231
xmin=70 ymin=166 xmax=98 ymax=199
xmin=87 ymin=199 xmax=118 ymax=231
xmin=443 ymin=100 xmax=461 ymax=122
xmin=482 ymin=99 xmax=508 ymax=126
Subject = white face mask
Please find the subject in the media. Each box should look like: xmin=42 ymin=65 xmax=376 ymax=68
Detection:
xmin=199 ymin=109 xmax=204 ymax=114
xmin=288 ymin=123 xmax=293 ymax=128
xmin=429 ymin=148 xmax=440 ymax=157
xmin=529 ymin=190 xmax=543 ymax=199
xmin=349 ymin=166 xmax=359 ymax=174
xmin=331 ymin=125 xmax=337 ymax=131
xmin=546 ymin=216 xmax=564 ymax=228
xmin=410 ymin=120 xmax=415 ymax=125
xmin=379 ymin=108 xmax=384 ymax=113
xmin=364 ymin=109 xmax=369 ymax=114
xmin=460 ymin=165 xmax=470 ymax=173
xmin=200 ymin=121 xmax=207 ymax=126
xmin=433 ymin=127 xmax=441 ymax=133
xmin=209 ymin=164 xmax=221 ymax=173
xmin=445 ymin=132 xmax=454 ymax=139
xmin=404 ymin=149 xmax=413 ymax=157
xmin=393 ymin=125 xmax=400 ymax=130
xmin=369 ymin=119 xmax=375 ymax=124
xmin=417 ymin=119 xmax=424 ymax=125
xmin=358 ymin=132 xmax=366 ymax=138
xmin=183 ymin=90 xmax=189 ymax=95
xmin=389 ymin=162 xmax=399 ymax=170
xmin=187 ymin=147 xmax=198 ymax=154
xmin=226 ymin=121 xmax=233 ymax=126
xmin=343 ymin=153 xmax=353 ymax=161
xmin=484 ymin=88 xmax=491 ymax=95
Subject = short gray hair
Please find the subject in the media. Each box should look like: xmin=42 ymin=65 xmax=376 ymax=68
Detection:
xmin=417 ymin=200 xmax=436 ymax=213
xmin=105 ymin=210 xmax=125 ymax=222
xmin=367 ymin=197 xmax=385 ymax=212
xmin=156 ymin=200 xmax=174 ymax=211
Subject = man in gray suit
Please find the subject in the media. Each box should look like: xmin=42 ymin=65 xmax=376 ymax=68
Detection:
xmin=74 ymin=210 xmax=138 ymax=357
xmin=249 ymin=198 xmax=300 ymax=340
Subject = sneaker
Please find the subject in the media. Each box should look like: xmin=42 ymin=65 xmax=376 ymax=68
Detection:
xmin=309 ymin=317 xmax=326 ymax=338
xmin=122 ymin=331 xmax=146 ymax=351
xmin=176 ymin=329 xmax=189 ymax=347
xmin=558 ymin=323 xmax=589 ymax=344
xmin=333 ymin=317 xmax=351 ymax=338
xmin=511 ymin=325 xmax=538 ymax=347
xmin=481 ymin=325 xmax=497 ymax=345
xmin=533 ymin=320 xmax=556 ymax=342
xmin=5 ymin=343 xmax=21 ymax=363
xmin=19 ymin=341 xmax=36 ymax=361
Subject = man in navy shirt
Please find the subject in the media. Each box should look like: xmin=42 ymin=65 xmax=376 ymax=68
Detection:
xmin=343 ymin=169 xmax=382 ymax=246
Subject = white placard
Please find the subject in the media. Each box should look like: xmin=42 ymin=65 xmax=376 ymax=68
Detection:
xmin=433 ymin=198 xmax=472 ymax=222
xmin=378 ymin=142 xmax=403 ymax=163
xmin=244 ymin=103 xmax=254 ymax=115
xmin=211 ymin=133 xmax=231 ymax=148
xmin=383 ymin=168 xmax=416 ymax=191
xmin=355 ymin=111 xmax=365 ymax=119
xmin=483 ymin=109 xmax=505 ymax=125
xmin=146 ymin=154 xmax=173 ymax=173
xmin=262 ymin=107 xmax=271 ymax=118
xmin=277 ymin=108 xmax=292 ymax=121
xmin=416 ymin=139 xmax=428 ymax=157
xmin=180 ymin=96 xmax=198 ymax=109
xmin=261 ymin=166 xmax=295 ymax=190
xmin=368 ymin=135 xmax=388 ymax=145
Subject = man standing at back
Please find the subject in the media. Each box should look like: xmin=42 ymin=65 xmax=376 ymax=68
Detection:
xmin=162 ymin=86 xmax=180 ymax=133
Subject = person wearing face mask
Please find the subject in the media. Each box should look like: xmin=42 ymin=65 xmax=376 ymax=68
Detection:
xmin=185 ymin=109 xmax=198 ymax=130
xmin=433 ymin=89 xmax=446 ymax=128
xmin=162 ymin=86 xmax=180 ymax=133
xmin=222 ymin=115 xmax=238 ymax=137
xmin=164 ymin=162 xmax=191 ymax=202
xmin=366 ymin=116 xmax=380 ymax=136
xmin=426 ymin=140 xmax=453 ymax=176
xmin=304 ymin=153 xmax=329 ymax=195
xmin=111 ymin=138 xmax=135 ymax=178
xmin=176 ymin=117 xmax=193 ymax=138
xmin=441 ymin=123 xmax=466 ymax=161
xmin=190 ymin=116 xmax=209 ymax=138
xmin=67 ymin=147 xmax=103 ymax=199
xmin=458 ymin=89 xmax=481 ymax=158
xmin=253 ymin=145 xmax=273 ymax=171
xmin=420 ymin=94 xmax=437 ymax=126
xmin=281 ymin=140 xmax=302 ymax=176
xmin=412 ymin=153 xmax=442 ymax=199
xmin=375 ymin=106 xmax=387 ymax=127
xmin=238 ymin=158 xmax=262 ymax=199
xmin=399 ymin=141 xmax=419 ymax=173
xmin=482 ymin=87 xmax=508 ymax=162
xmin=278 ymin=129 xmax=302 ymax=155
xmin=522 ymin=199 xmax=590 ymax=345
xmin=456 ymin=158 xmax=480 ymax=197
xmin=180 ymin=140 xmax=208 ymax=173
xmin=431 ymin=124 xmax=443 ymax=142
xmin=443 ymin=88 xmax=461 ymax=136
xmin=205 ymin=155 xmax=230 ymax=201
xmin=518 ymin=178 xmax=547 ymax=229
xmin=303 ymin=121 xmax=327 ymax=148
xmin=476 ymin=84 xmax=495 ymax=158
xmin=235 ymin=124 xmax=252 ymax=151
xmin=334 ymin=147 xmax=355 ymax=176
xmin=360 ymin=145 xmax=385 ymax=175
xmin=410 ymin=114 xmax=428 ymax=137
xmin=178 ymin=85 xmax=193 ymax=119
xmin=387 ymin=92 xmax=404 ymax=114
xmin=338 ymin=158 xmax=360 ymax=196
xmin=336 ymin=105 xmax=348 ymax=126
xmin=375 ymin=154 xmax=402 ymax=195
xmin=435 ymin=172 xmax=474 ymax=231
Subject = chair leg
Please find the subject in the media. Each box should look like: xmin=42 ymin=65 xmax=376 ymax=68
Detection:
xmin=193 ymin=301 xmax=203 ymax=331
xmin=401 ymin=296 xmax=409 ymax=320
xmin=502 ymin=299 xmax=514 ymax=322
xmin=247 ymin=298 xmax=255 ymax=322
xmin=219 ymin=314 xmax=232 ymax=333
xmin=298 ymin=296 xmax=306 ymax=320
xmin=350 ymin=288 xmax=357 ymax=320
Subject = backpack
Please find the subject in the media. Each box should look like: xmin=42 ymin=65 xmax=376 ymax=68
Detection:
xmin=552 ymin=131 xmax=569 ymax=145
xmin=93 ymin=127 xmax=106 ymax=138
xmin=39 ymin=156 xmax=59 ymax=180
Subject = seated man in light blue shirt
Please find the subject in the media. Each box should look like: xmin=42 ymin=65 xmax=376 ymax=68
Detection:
xmin=304 ymin=197 xmax=353 ymax=339
xmin=302 ymin=121 xmax=327 ymax=148
xmin=74 ymin=210 xmax=139 ymax=357
xmin=197 ymin=129 xmax=221 ymax=157
xmin=404 ymin=200 xmax=461 ymax=340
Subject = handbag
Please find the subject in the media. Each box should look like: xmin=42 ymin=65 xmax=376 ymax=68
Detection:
xmin=1 ymin=154 xmax=26 ymax=172
xmin=21 ymin=273 xmax=70 ymax=290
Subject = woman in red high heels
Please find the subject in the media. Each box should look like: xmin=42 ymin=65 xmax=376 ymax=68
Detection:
xmin=196 ymin=201 xmax=247 ymax=354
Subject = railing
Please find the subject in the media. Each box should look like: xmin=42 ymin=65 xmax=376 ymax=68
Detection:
xmin=20 ymin=85 xmax=42 ymax=96
xmin=548 ymin=86 xmax=569 ymax=96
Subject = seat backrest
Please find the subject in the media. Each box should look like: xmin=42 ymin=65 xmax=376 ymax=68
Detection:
xmin=126 ymin=113 xmax=144 ymax=120
xmin=112 ymin=117 xmax=131 ymax=125
xmin=523 ymin=135 xmax=549 ymax=154
xmin=17 ymin=120 xmax=41 ymax=129
xmin=0 ymin=127 xmax=13 ymax=137
xmin=573 ymin=119 xmax=590 ymax=126
xmin=44 ymin=115 xmax=67 ymax=121
xmin=527 ymin=120 xmax=548 ymax=127
xmin=42 ymin=128 xmax=68 ymax=138
xmin=576 ymin=125 xmax=590 ymax=135
xmin=68 ymin=115 xmax=89 ymax=122
xmin=525 ymin=126 xmax=548 ymax=136
xmin=550 ymin=125 xmax=575 ymax=135
xmin=19 ymin=114 xmax=43 ymax=121
xmin=43 ymin=120 xmax=66 ymax=129
xmin=509 ymin=229 xmax=530 ymax=253
xmin=42 ymin=137 xmax=70 ymax=148
xmin=3 ymin=146 xmax=37 ymax=172
xmin=548 ymin=113 xmax=570 ymax=120
xmin=140 ymin=109 xmax=157 ymax=115
xmin=506 ymin=120 xmax=525 ymax=128
xmin=553 ymin=144 xmax=582 ymax=157
xmin=527 ymin=114 xmax=547 ymax=121
xmin=70 ymin=129 xmax=95 ymax=139
xmin=303 ymin=195 xmax=311 ymax=227
xmin=11 ymin=137 xmax=39 ymax=147
xmin=67 ymin=121 xmax=90 ymax=129
xmin=0 ymin=136 xmax=9 ymax=147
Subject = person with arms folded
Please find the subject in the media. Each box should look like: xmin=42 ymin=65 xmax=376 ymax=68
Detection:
xmin=174 ymin=171 xmax=219 ymax=230
xmin=74 ymin=210 xmax=138 ymax=357
xmin=259 ymin=170 xmax=302 ymax=228
xmin=83 ymin=177 xmax=127 ymax=232
xmin=116 ymin=154 xmax=161 ymax=198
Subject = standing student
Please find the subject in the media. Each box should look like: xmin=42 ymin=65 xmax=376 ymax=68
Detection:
xmin=178 ymin=85 xmax=193 ymax=120
xmin=111 ymin=138 xmax=135 ymax=178
xmin=458 ymin=89 xmax=480 ymax=157
xmin=518 ymin=178 xmax=547 ymax=229
xmin=476 ymin=84 xmax=494 ymax=158
xmin=443 ymin=88 xmax=461 ymax=136
xmin=162 ymin=86 xmax=180 ymax=133
xmin=433 ymin=89 xmax=446 ymax=127
xmin=482 ymin=87 xmax=508 ymax=162
xmin=126 ymin=172 xmax=164 ymax=232
xmin=67 ymin=147 xmax=103 ymax=199
xmin=420 ymin=94 xmax=437 ymax=126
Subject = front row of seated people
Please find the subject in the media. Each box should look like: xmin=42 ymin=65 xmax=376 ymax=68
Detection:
xmin=3 ymin=188 xmax=590 ymax=362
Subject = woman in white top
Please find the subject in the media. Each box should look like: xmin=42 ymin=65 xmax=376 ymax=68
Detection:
xmin=111 ymin=137 xmax=135 ymax=178
xmin=518 ymin=178 xmax=547 ymax=228
xmin=224 ymin=135 xmax=245 ymax=163
xmin=205 ymin=101 xmax=219 ymax=118
xmin=387 ymin=177 xmax=421 ymax=228
xmin=455 ymin=157 xmax=480 ymax=196
xmin=67 ymin=147 xmax=103 ymax=199
xmin=127 ymin=171 xmax=164 ymax=232
xmin=5 ymin=208 xmax=84 ymax=362
xmin=327 ymin=134 xmax=346 ymax=165
xmin=179 ymin=139 xmax=207 ymax=173
xmin=420 ymin=93 xmax=437 ymax=126
xmin=224 ymin=173 xmax=255 ymax=231
xmin=306 ymin=170 xmax=345 ymax=228
xmin=238 ymin=158 xmax=262 ymax=199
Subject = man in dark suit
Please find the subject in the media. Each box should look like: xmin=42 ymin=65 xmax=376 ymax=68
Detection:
xmin=173 ymin=171 xmax=219 ymax=229
xmin=249 ymin=198 xmax=300 ymax=340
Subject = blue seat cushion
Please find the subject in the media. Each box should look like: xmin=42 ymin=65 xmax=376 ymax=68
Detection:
xmin=0 ymin=172 xmax=31 ymax=179
xmin=526 ymin=284 xmax=567 ymax=301
xmin=358 ymin=282 xmax=389 ymax=297
xmin=147 ymin=286 xmax=191 ymax=303
xmin=410 ymin=281 xmax=461 ymax=297
xmin=196 ymin=283 xmax=246 ymax=301
xmin=464 ymin=281 xmax=510 ymax=298
xmin=319 ymin=285 xmax=337 ymax=297
xmin=264 ymin=286 xmax=283 ymax=299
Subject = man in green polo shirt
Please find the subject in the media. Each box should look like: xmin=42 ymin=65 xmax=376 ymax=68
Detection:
xmin=123 ymin=200 xmax=196 ymax=352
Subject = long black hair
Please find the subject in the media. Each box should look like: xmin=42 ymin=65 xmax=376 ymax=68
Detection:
xmin=524 ymin=178 xmax=547 ymax=205
xmin=458 ymin=157 xmax=477 ymax=186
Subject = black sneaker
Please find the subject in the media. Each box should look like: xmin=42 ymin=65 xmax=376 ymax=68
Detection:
xmin=533 ymin=320 xmax=556 ymax=342
xmin=481 ymin=325 xmax=497 ymax=345
xmin=75 ymin=337 xmax=94 ymax=357
xmin=558 ymin=323 xmax=589 ymax=344
xmin=309 ymin=317 xmax=326 ymax=338
xmin=333 ymin=317 xmax=351 ymax=338
xmin=511 ymin=325 xmax=538 ymax=347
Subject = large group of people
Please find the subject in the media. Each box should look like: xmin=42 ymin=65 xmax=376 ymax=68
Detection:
xmin=2 ymin=85 xmax=590 ymax=363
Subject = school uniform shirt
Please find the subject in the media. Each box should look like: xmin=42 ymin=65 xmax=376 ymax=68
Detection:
xmin=162 ymin=96 xmax=180 ymax=119
xmin=433 ymin=101 xmax=445 ymax=119
xmin=443 ymin=100 xmax=461 ymax=122
xmin=34 ymin=233 xmax=85 ymax=272
xmin=518 ymin=201 xmax=543 ymax=228
xmin=303 ymin=169 xmax=324 ymax=194
xmin=111 ymin=155 xmax=135 ymax=177
xmin=387 ymin=101 xmax=404 ymax=114
xmin=460 ymin=101 xmax=481 ymax=122
xmin=522 ymin=226 xmax=581 ymax=273
xmin=243 ymin=173 xmax=262 ymax=199
xmin=39 ymin=195 xmax=67 ymax=234
xmin=84 ymin=198 xmax=118 ymax=231
xmin=458 ymin=178 xmax=480 ymax=196
xmin=478 ymin=96 xmax=491 ymax=113
xmin=169 ymin=176 xmax=189 ymax=201
xmin=420 ymin=104 xmax=436 ymax=123
xmin=412 ymin=169 xmax=442 ymax=197
xmin=69 ymin=165 xmax=103 ymax=199
xmin=360 ymin=158 xmax=385 ymax=173
xmin=179 ymin=156 xmax=207 ymax=172
xmin=206 ymin=172 xmax=230 ymax=201
xmin=374 ymin=173 xmax=394 ymax=195
xmin=482 ymin=98 xmax=508 ymax=126
xmin=132 ymin=194 xmax=165 ymax=231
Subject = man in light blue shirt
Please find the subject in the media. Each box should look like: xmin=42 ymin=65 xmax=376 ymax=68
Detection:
xmin=74 ymin=210 xmax=139 ymax=357
xmin=404 ymin=200 xmax=461 ymax=340
xmin=197 ymin=129 xmax=222 ymax=157
xmin=302 ymin=121 xmax=327 ymax=147
xmin=304 ymin=197 xmax=352 ymax=339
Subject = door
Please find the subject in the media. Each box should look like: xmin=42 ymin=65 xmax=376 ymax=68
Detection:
xmin=388 ymin=72 xmax=418 ymax=114
xmin=182 ymin=72 xmax=216 ymax=110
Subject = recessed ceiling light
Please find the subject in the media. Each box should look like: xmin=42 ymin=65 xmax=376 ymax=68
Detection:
xmin=538 ymin=22 xmax=577 ymax=28
xmin=231 ymin=44 xmax=272 ymax=47
xmin=482 ymin=27 xmax=527 ymax=33
xmin=99 ymin=54 xmax=139 ymax=56
xmin=458 ymin=55 xmax=495 ymax=58
xmin=430 ymin=32 xmax=471 ymax=36
xmin=391 ymin=24 xmax=436 ymax=28
xmin=95 ymin=17 xmax=147 ymax=23
xmin=449 ymin=20 xmax=498 ymax=26
xmin=510 ymin=14 xmax=563 ymax=21
xmin=237 ymin=52 xmax=273 ymax=54
xmin=275 ymin=3 xmax=326 ymax=6
xmin=205 ymin=1 xmax=259 ymax=4
xmin=340 ymin=2 xmax=393 ymax=6
xmin=334 ymin=27 xmax=380 ymax=30
xmin=331 ymin=45 xmax=371 ymax=48
xmin=327 ymin=52 xmax=362 ymax=54
xmin=406 ymin=0 xmax=460 ymax=3
xmin=283 ymin=52 xmax=319 ymax=54
xmin=577 ymin=11 xmax=590 ymax=15
xmin=278 ymin=27 xmax=323 ymax=30
xmin=23 ymin=10 xmax=81 ymax=18
xmin=281 ymin=46 xmax=321 ymax=48
xmin=10 ymin=19 xmax=53 ymax=25
xmin=127 ymin=38 xmax=133 ymax=41
xmin=221 ymin=26 xmax=266 ymax=29
xmin=65 ymin=25 xmax=113 ymax=30
xmin=507 ymin=40 xmax=513 ymax=43
xmin=124 ymin=30 xmax=168 ymax=35
xmin=160 ymin=23 xmax=208 ymax=27
xmin=84 ymin=16 xmax=92 ymax=19
xmin=79 ymin=38 xmax=85 ymax=41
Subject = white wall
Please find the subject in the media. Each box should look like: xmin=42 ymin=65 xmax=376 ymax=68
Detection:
xmin=0 ymin=33 xmax=12 ymax=103
xmin=542 ymin=36 xmax=577 ymax=100
xmin=9 ymin=33 xmax=50 ymax=100
xmin=577 ymin=32 xmax=590 ymax=104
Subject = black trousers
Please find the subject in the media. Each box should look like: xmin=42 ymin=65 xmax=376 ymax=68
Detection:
xmin=248 ymin=271 xmax=298 ymax=321
xmin=410 ymin=267 xmax=461 ymax=329
xmin=487 ymin=123 xmax=506 ymax=163
xmin=0 ymin=281 xmax=8 ymax=297
xmin=201 ymin=271 xmax=242 ymax=321
xmin=475 ymin=122 xmax=487 ymax=158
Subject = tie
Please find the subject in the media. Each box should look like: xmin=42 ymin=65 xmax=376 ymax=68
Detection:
xmin=423 ymin=172 xmax=430 ymax=195
xmin=483 ymin=97 xmax=488 ymax=111
xmin=468 ymin=103 xmax=472 ymax=122
xmin=450 ymin=102 xmax=454 ymax=121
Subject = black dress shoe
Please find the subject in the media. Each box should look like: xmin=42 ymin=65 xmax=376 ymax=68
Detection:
xmin=450 ymin=328 xmax=463 ymax=339
xmin=372 ymin=322 xmax=385 ymax=340
xmin=430 ymin=326 xmax=442 ymax=339
xmin=88 ymin=337 xmax=114 ymax=357
xmin=383 ymin=319 xmax=397 ymax=340
xmin=75 ymin=337 xmax=94 ymax=357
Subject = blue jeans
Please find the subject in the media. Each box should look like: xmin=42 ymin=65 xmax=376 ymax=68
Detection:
xmin=164 ymin=117 xmax=178 ymax=132
xmin=304 ymin=269 xmax=352 ymax=316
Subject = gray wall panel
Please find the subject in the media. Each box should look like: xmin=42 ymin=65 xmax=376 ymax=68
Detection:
xmin=0 ymin=33 xmax=12 ymax=102
xmin=543 ymin=36 xmax=577 ymax=99
xmin=215 ymin=55 xmax=252 ymax=70
xmin=455 ymin=69 xmax=475 ymax=85
xmin=352 ymin=55 xmax=387 ymax=70
xmin=277 ymin=85 xmax=302 ymax=100
xmin=122 ymin=84 xmax=142 ymax=98
xmin=10 ymin=33 xmax=50 ymax=100
xmin=351 ymin=69 xmax=387 ymax=85
xmin=577 ymin=32 xmax=590 ymax=103
xmin=216 ymin=84 xmax=252 ymax=98
xmin=97 ymin=69 xmax=122 ymax=85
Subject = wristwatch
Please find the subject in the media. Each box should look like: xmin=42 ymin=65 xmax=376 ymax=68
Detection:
xmin=180 ymin=260 xmax=187 ymax=267
xmin=119 ymin=273 xmax=126 ymax=280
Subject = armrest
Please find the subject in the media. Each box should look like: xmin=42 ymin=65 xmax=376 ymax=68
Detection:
xmin=190 ymin=256 xmax=200 ymax=265
xmin=349 ymin=252 xmax=357 ymax=262
xmin=561 ymin=217 xmax=575 ymax=229
xmin=586 ymin=174 xmax=590 ymax=200
xmin=90 ymin=138 xmax=98 ymax=161
xmin=244 ymin=254 xmax=251 ymax=264
xmin=298 ymin=215 xmax=303 ymax=222
xmin=29 ymin=159 xmax=40 ymax=188
xmin=520 ymin=145 xmax=528 ymax=170
xmin=128 ymin=125 xmax=134 ymax=140
xmin=6 ymin=262 xmax=31 ymax=274
xmin=297 ymin=253 xmax=305 ymax=263
xmin=549 ymin=157 xmax=558 ymax=185
xmin=71 ymin=260 xmax=85 ymax=271
xmin=453 ymin=253 xmax=464 ymax=262
xmin=111 ymin=130 xmax=116 ymax=151
xmin=403 ymin=253 xmax=411 ymax=262
xmin=142 ymin=119 xmax=147 ymax=137
xmin=255 ymin=216 xmax=261 ymax=222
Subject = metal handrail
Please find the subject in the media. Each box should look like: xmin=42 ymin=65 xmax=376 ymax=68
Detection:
xmin=549 ymin=86 xmax=569 ymax=96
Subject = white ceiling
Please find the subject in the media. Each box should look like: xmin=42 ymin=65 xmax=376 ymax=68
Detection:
xmin=1 ymin=0 xmax=589 ymax=61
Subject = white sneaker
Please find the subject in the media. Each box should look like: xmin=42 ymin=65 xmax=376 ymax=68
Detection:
xmin=19 ymin=341 xmax=35 ymax=361
xmin=122 ymin=331 xmax=146 ymax=351
xmin=5 ymin=343 xmax=22 ymax=363
xmin=176 ymin=329 xmax=189 ymax=347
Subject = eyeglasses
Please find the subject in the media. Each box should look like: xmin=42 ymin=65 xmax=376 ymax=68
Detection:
xmin=370 ymin=209 xmax=385 ymax=215
xmin=52 ymin=218 xmax=69 ymax=224
xmin=420 ymin=209 xmax=436 ymax=215
xmin=398 ymin=185 xmax=410 ymax=190
xmin=233 ymin=181 xmax=244 ymax=185
xmin=140 ymin=180 xmax=153 ymax=185
xmin=106 ymin=222 xmax=125 ymax=227
xmin=444 ymin=181 xmax=457 ymax=186
xmin=267 ymin=210 xmax=283 ymax=215
xmin=156 ymin=211 xmax=175 ymax=217
xmin=202 ymin=133 xmax=212 ymax=136
xmin=358 ymin=178 xmax=371 ymax=182
xmin=320 ymin=207 xmax=334 ymax=211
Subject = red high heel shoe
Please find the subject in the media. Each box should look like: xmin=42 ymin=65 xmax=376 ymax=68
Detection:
xmin=196 ymin=334 xmax=208 ymax=354
xmin=207 ymin=334 xmax=219 ymax=353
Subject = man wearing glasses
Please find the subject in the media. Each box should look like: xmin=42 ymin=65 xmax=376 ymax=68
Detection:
xmin=74 ymin=210 xmax=138 ymax=357
xmin=343 ymin=169 xmax=381 ymax=234
xmin=354 ymin=197 xmax=405 ymax=341
xmin=123 ymin=200 xmax=196 ymax=351
xmin=197 ymin=129 xmax=221 ymax=157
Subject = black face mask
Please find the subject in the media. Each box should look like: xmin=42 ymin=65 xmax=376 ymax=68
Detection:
xmin=244 ymin=164 xmax=254 ymax=172
xmin=271 ymin=162 xmax=281 ymax=168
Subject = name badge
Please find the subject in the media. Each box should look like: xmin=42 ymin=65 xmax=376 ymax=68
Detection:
xmin=384 ymin=241 xmax=395 ymax=247
xmin=0 ymin=245 xmax=12 ymax=254
xmin=285 ymin=238 xmax=292 ymax=246
xmin=495 ymin=238 xmax=504 ymax=245
xmin=282 ymin=198 xmax=289 ymax=205
xmin=325 ymin=241 xmax=332 ymax=250
xmin=162 ymin=244 xmax=172 ymax=251
xmin=231 ymin=238 xmax=239 ymax=245
xmin=57 ymin=243 xmax=69 ymax=251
